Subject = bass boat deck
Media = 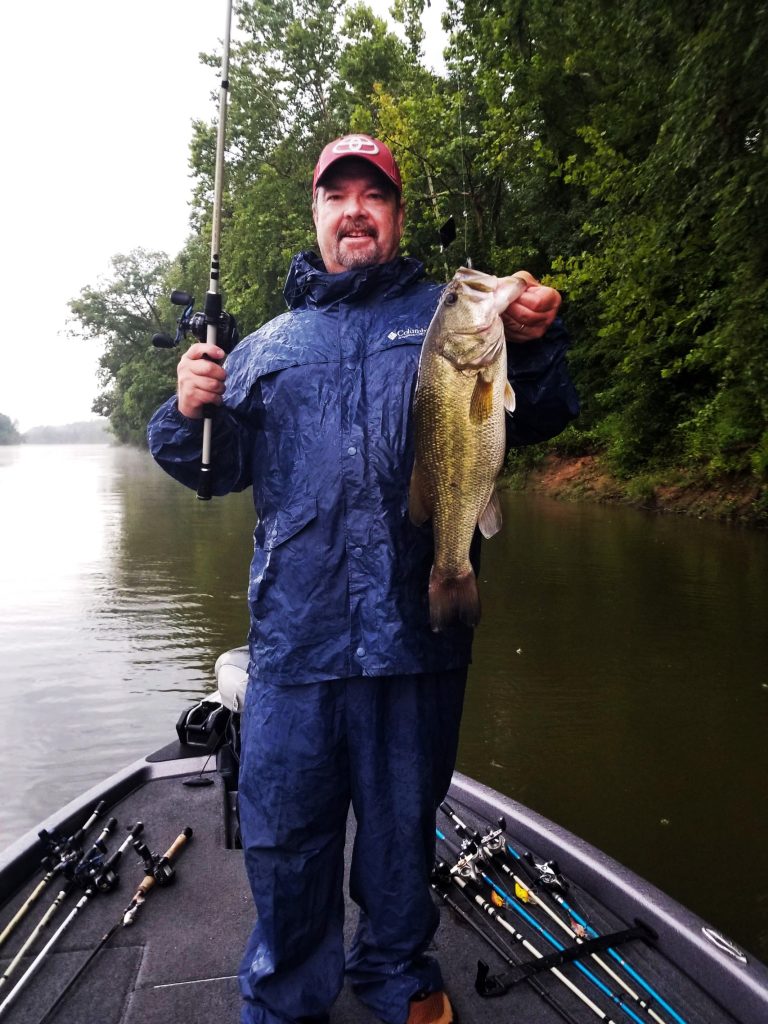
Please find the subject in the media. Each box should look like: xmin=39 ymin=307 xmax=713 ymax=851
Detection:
xmin=1 ymin=655 xmax=766 ymax=1024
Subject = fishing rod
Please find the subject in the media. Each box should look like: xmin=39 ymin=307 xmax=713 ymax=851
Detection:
xmin=437 ymin=814 xmax=654 ymax=1019
xmin=151 ymin=0 xmax=239 ymax=500
xmin=441 ymin=802 xmax=688 ymax=1024
xmin=477 ymin=863 xmax=657 ymax=1023
xmin=441 ymin=801 xmax=578 ymax=920
xmin=486 ymin=858 xmax=667 ymax=1024
xmin=0 ymin=823 xmax=143 ymax=1020
xmin=433 ymin=840 xmax=624 ymax=1024
xmin=438 ymin=816 xmax=658 ymax=1024
xmin=0 ymin=800 xmax=108 ymax=949
xmin=431 ymin=856 xmax=583 ymax=1024
xmin=504 ymin=844 xmax=689 ymax=1024
xmin=438 ymin=830 xmax=660 ymax=1024
xmin=0 ymin=818 xmax=119 ymax=994
xmin=36 ymin=826 xmax=193 ymax=1024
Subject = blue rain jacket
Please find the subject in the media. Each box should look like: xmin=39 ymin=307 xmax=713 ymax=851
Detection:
xmin=148 ymin=253 xmax=579 ymax=685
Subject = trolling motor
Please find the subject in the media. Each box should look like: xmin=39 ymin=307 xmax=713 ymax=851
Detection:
xmin=151 ymin=290 xmax=239 ymax=354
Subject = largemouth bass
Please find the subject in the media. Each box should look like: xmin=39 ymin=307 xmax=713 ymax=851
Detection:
xmin=409 ymin=266 xmax=533 ymax=631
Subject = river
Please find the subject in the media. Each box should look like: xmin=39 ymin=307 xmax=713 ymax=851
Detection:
xmin=0 ymin=443 xmax=766 ymax=960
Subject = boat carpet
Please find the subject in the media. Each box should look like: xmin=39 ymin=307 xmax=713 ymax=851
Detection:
xmin=0 ymin=767 xmax=739 ymax=1024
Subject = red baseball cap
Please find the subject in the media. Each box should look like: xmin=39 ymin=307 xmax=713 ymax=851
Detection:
xmin=313 ymin=134 xmax=402 ymax=195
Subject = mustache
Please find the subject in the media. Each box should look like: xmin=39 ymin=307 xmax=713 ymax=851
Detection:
xmin=337 ymin=218 xmax=377 ymax=241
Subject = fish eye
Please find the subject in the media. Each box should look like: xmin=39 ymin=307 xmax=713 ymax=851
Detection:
xmin=444 ymin=291 xmax=459 ymax=306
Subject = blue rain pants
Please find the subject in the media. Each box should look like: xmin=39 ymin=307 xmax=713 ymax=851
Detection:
xmin=238 ymin=669 xmax=468 ymax=1024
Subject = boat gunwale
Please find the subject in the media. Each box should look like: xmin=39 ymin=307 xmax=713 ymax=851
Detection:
xmin=450 ymin=770 xmax=768 ymax=1024
xmin=0 ymin=752 xmax=211 ymax=898
xmin=2 ymin=755 xmax=766 ymax=1024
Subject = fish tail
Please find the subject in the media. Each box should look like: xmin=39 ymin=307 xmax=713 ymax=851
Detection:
xmin=429 ymin=567 xmax=481 ymax=632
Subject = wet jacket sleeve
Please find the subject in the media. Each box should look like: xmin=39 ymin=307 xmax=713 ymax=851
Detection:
xmin=147 ymin=396 xmax=254 ymax=495
xmin=505 ymin=318 xmax=579 ymax=447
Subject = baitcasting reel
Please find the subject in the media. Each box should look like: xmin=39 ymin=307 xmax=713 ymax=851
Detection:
xmin=131 ymin=834 xmax=180 ymax=887
xmin=152 ymin=290 xmax=239 ymax=353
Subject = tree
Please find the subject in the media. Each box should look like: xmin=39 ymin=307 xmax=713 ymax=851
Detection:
xmin=68 ymin=249 xmax=179 ymax=445
xmin=0 ymin=413 xmax=22 ymax=445
xmin=71 ymin=0 xmax=768 ymax=497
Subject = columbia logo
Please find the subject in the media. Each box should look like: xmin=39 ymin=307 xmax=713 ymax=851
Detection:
xmin=387 ymin=328 xmax=424 ymax=341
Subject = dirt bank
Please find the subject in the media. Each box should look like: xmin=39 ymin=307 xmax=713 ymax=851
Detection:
xmin=506 ymin=454 xmax=768 ymax=527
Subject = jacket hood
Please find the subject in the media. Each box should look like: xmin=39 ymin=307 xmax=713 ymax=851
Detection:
xmin=283 ymin=251 xmax=425 ymax=309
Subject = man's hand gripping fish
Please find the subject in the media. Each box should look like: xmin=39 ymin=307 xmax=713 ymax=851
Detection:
xmin=409 ymin=267 xmax=533 ymax=632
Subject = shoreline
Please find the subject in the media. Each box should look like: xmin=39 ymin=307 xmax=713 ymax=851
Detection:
xmin=504 ymin=453 xmax=768 ymax=528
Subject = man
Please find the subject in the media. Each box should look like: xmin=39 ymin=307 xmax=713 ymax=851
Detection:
xmin=148 ymin=134 xmax=578 ymax=1024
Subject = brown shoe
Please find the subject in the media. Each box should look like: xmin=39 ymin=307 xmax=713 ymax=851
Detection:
xmin=406 ymin=990 xmax=454 ymax=1024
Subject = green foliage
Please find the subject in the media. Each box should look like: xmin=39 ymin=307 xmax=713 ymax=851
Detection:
xmin=72 ymin=0 xmax=767 ymax=487
xmin=0 ymin=412 xmax=22 ymax=445
xmin=542 ymin=1 xmax=768 ymax=481
xmin=68 ymin=249 xmax=180 ymax=445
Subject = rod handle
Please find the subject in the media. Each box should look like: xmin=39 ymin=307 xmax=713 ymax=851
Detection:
xmin=134 ymin=827 xmax=193 ymax=898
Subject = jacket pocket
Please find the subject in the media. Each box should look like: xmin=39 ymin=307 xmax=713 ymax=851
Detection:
xmin=261 ymin=496 xmax=318 ymax=551
xmin=249 ymin=496 xmax=318 ymax=609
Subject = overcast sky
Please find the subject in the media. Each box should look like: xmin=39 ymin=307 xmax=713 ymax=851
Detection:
xmin=0 ymin=0 xmax=446 ymax=432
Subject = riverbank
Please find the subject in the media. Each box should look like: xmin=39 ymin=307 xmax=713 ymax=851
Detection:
xmin=504 ymin=453 xmax=768 ymax=527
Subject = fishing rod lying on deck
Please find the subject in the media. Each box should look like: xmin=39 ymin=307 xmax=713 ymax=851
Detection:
xmin=430 ymin=853 xmax=583 ymax=1024
xmin=437 ymin=813 xmax=659 ymax=1024
xmin=433 ymin=834 xmax=630 ymax=1024
xmin=440 ymin=801 xmax=688 ymax=1024
xmin=0 ymin=817 xmax=119 ymax=994
xmin=35 ymin=826 xmax=193 ymax=1024
xmin=0 ymin=823 xmax=144 ymax=1020
xmin=0 ymin=800 xmax=108 ymax=949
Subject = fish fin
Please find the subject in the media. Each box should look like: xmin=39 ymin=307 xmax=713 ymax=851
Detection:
xmin=504 ymin=380 xmax=516 ymax=413
xmin=429 ymin=568 xmax=481 ymax=632
xmin=478 ymin=489 xmax=503 ymax=539
xmin=469 ymin=377 xmax=494 ymax=424
xmin=408 ymin=463 xmax=432 ymax=525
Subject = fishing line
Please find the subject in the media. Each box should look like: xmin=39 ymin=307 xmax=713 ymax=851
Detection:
xmin=153 ymin=974 xmax=238 ymax=990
